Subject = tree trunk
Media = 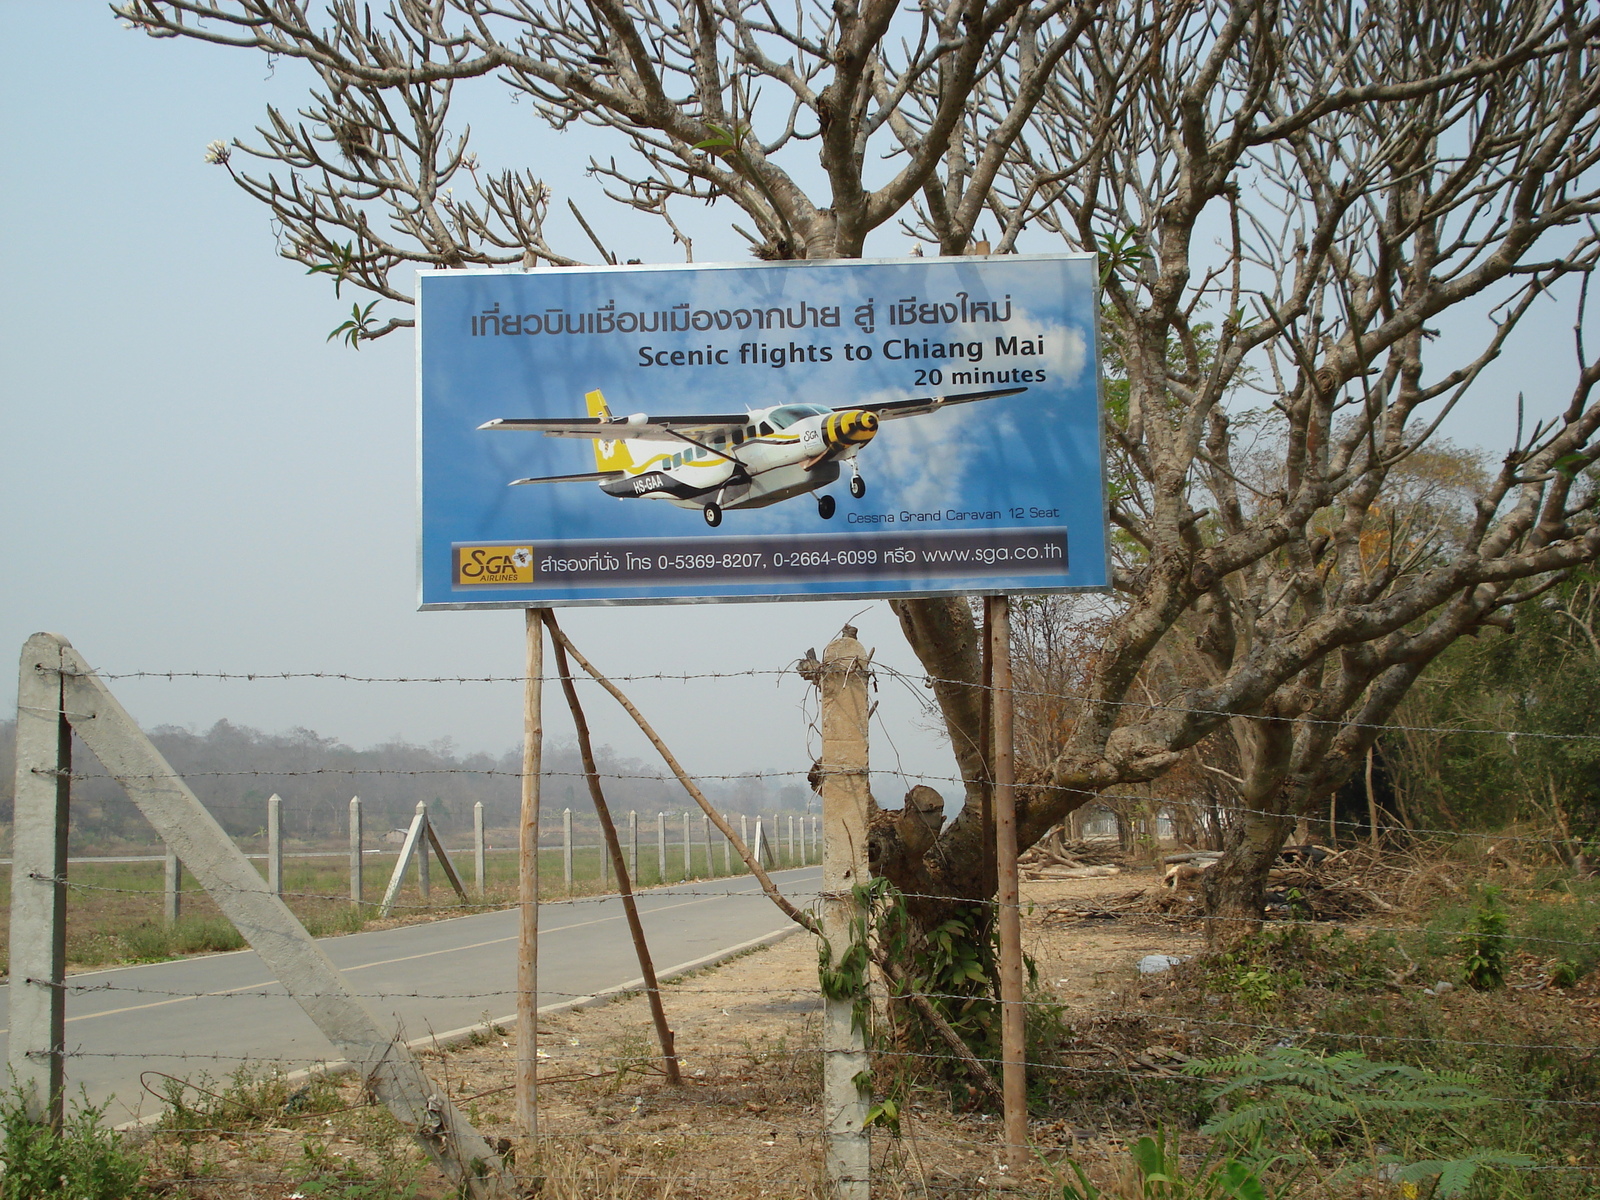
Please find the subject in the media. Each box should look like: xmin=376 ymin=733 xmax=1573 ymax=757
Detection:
xmin=1201 ymin=804 xmax=1294 ymax=948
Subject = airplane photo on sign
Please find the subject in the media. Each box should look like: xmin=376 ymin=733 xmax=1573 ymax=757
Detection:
xmin=479 ymin=385 xmax=1030 ymax=526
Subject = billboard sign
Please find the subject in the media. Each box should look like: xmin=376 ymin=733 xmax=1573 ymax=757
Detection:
xmin=418 ymin=255 xmax=1106 ymax=608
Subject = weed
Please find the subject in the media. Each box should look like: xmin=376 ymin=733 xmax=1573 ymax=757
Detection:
xmin=1060 ymin=1129 xmax=1273 ymax=1200
xmin=1460 ymin=887 xmax=1509 ymax=990
xmin=0 ymin=1085 xmax=148 ymax=1200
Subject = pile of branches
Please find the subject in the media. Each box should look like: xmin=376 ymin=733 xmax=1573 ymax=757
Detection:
xmin=1138 ymin=845 xmax=1400 ymax=922
xmin=1020 ymin=826 xmax=1123 ymax=880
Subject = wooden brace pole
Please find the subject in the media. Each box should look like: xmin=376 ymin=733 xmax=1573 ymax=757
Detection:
xmin=517 ymin=609 xmax=543 ymax=1136
xmin=543 ymin=611 xmax=681 ymax=1084
xmin=541 ymin=619 xmax=818 ymax=935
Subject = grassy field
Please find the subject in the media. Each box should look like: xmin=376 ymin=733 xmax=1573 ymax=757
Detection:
xmin=0 ymin=834 xmax=812 ymax=976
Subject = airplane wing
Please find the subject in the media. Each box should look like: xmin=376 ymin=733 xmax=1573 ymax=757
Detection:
xmin=479 ymin=415 xmax=746 ymax=441
xmin=845 ymin=386 xmax=1028 ymax=420
xmin=509 ymin=469 xmax=627 ymax=486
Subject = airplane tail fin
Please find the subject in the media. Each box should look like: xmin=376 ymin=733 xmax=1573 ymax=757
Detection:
xmin=586 ymin=389 xmax=634 ymax=473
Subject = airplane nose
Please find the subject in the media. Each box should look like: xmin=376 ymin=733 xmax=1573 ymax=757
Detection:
xmin=823 ymin=410 xmax=879 ymax=449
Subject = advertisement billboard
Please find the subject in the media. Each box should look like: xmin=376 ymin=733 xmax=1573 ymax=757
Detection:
xmin=418 ymin=255 xmax=1106 ymax=608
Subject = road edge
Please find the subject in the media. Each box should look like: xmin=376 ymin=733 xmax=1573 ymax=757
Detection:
xmin=116 ymin=920 xmax=806 ymax=1132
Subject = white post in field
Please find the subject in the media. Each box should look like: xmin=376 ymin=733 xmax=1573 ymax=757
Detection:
xmin=267 ymin=793 xmax=284 ymax=897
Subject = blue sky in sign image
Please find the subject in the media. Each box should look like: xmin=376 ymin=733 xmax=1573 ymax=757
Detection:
xmin=419 ymin=255 xmax=1106 ymax=605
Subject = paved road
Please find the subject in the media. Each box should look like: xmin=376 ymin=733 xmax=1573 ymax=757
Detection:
xmin=0 ymin=867 xmax=820 ymax=1123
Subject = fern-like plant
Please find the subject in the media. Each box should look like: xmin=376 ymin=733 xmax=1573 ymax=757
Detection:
xmin=1188 ymin=1048 xmax=1531 ymax=1198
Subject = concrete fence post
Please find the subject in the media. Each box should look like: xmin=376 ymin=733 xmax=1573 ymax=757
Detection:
xmin=740 ymin=815 xmax=750 ymax=872
xmin=657 ymin=810 xmax=667 ymax=884
xmin=563 ymin=807 xmax=574 ymax=894
xmin=724 ymin=814 xmax=733 ymax=874
xmin=474 ymin=801 xmax=486 ymax=898
xmin=415 ymin=800 xmax=431 ymax=903
xmin=816 ymin=627 xmax=873 ymax=1199
xmin=788 ymin=814 xmax=796 ymax=866
xmin=267 ymin=793 xmax=284 ymax=897
xmin=682 ymin=811 xmax=691 ymax=881
xmin=629 ymin=810 xmax=639 ymax=882
xmin=349 ymin=796 xmax=364 ymax=906
xmin=164 ymin=851 xmax=182 ymax=925
xmin=702 ymin=813 xmax=712 ymax=880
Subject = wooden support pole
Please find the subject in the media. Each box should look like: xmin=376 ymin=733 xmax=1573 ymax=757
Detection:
xmin=543 ymin=612 xmax=681 ymax=1085
xmin=9 ymin=634 xmax=70 ymax=1125
xmin=474 ymin=801 xmax=486 ymax=899
xmin=563 ymin=808 xmax=574 ymax=894
xmin=815 ymin=626 xmax=873 ymax=1200
xmin=989 ymin=595 xmax=1028 ymax=1169
xmin=349 ymin=796 xmax=364 ymax=906
xmin=517 ymin=609 xmax=543 ymax=1137
xmin=267 ymin=793 xmax=284 ymax=897
xmin=164 ymin=852 xmax=182 ymax=925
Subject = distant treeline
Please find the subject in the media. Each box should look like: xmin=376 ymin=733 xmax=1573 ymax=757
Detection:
xmin=0 ymin=718 xmax=809 ymax=848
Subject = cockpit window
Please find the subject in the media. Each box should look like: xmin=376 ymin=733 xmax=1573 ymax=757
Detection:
xmin=766 ymin=405 xmax=830 ymax=429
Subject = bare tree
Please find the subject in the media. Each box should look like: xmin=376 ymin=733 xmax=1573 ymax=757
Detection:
xmin=885 ymin=0 xmax=1600 ymax=938
xmin=119 ymin=0 xmax=1600 ymax=941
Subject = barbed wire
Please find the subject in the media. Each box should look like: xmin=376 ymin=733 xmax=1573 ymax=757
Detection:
xmin=51 ymin=977 xmax=1600 ymax=1055
xmin=35 ymin=758 xmax=1588 ymax=846
xmin=48 ymin=1045 xmax=1600 ymax=1112
xmin=50 ymin=659 xmax=1600 ymax=746
xmin=31 ymin=871 xmax=1600 ymax=950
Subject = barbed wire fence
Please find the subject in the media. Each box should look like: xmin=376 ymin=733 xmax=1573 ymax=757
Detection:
xmin=7 ymin=635 xmax=1599 ymax=1199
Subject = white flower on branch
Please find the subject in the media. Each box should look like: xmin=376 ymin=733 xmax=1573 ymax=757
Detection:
xmin=202 ymin=140 xmax=230 ymax=166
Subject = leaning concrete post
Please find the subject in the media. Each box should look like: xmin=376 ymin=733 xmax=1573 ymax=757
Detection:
xmin=629 ymin=810 xmax=639 ymax=882
xmin=349 ymin=796 xmax=364 ymax=906
xmin=415 ymin=800 xmax=431 ymax=903
xmin=267 ymin=793 xmax=284 ymax=897
xmin=473 ymin=801 xmax=486 ymax=898
xmin=10 ymin=634 xmax=71 ymax=1124
xmin=563 ymin=807 xmax=574 ymax=893
xmin=813 ymin=626 xmax=873 ymax=1199
xmin=164 ymin=852 xmax=182 ymax=925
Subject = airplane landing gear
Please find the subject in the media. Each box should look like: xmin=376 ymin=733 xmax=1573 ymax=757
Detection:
xmin=849 ymin=472 xmax=866 ymax=499
xmin=703 ymin=503 xmax=722 ymax=527
xmin=818 ymin=494 xmax=836 ymax=520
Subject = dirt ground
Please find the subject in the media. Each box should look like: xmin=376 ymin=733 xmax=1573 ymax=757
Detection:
xmin=139 ymin=869 xmax=1203 ymax=1198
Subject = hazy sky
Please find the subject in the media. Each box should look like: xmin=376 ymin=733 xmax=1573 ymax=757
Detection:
xmin=0 ymin=5 xmax=968 ymax=794
xmin=2 ymin=5 xmax=1591 ymax=797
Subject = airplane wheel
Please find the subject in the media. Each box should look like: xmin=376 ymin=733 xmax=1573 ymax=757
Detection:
xmin=703 ymin=503 xmax=722 ymax=527
xmin=849 ymin=475 xmax=866 ymax=499
xmin=818 ymin=494 xmax=836 ymax=520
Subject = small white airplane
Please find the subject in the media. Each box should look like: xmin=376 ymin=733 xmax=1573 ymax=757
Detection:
xmin=478 ymin=386 xmax=1028 ymax=526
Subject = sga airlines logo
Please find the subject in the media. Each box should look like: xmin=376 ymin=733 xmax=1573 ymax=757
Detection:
xmin=453 ymin=545 xmax=535 ymax=585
